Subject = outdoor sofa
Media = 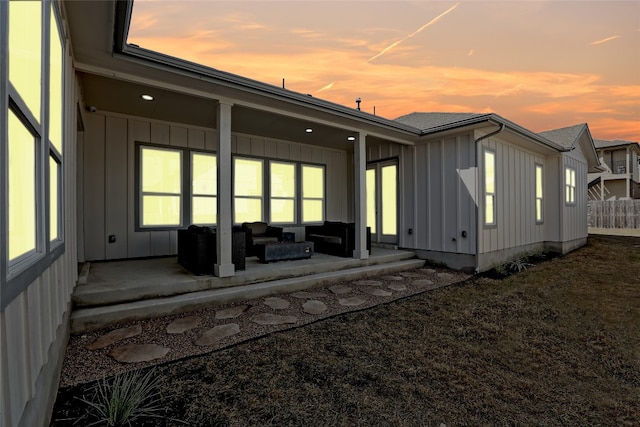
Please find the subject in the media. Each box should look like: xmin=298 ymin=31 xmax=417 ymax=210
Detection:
xmin=305 ymin=221 xmax=371 ymax=257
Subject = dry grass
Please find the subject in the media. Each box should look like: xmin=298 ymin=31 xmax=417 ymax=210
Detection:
xmin=52 ymin=235 xmax=640 ymax=426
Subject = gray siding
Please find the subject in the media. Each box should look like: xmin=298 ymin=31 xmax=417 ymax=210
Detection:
xmin=562 ymin=150 xmax=589 ymax=242
xmin=81 ymin=112 xmax=350 ymax=261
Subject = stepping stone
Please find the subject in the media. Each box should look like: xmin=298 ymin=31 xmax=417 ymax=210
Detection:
xmin=338 ymin=296 xmax=367 ymax=307
xmin=437 ymin=272 xmax=454 ymax=280
xmin=108 ymin=344 xmax=170 ymax=363
xmin=264 ymin=297 xmax=290 ymax=310
xmin=86 ymin=325 xmax=142 ymax=350
xmin=362 ymin=288 xmax=392 ymax=297
xmin=382 ymin=275 xmax=404 ymax=281
xmin=291 ymin=291 xmax=327 ymax=299
xmin=329 ymin=285 xmax=352 ymax=295
xmin=166 ymin=316 xmax=202 ymax=334
xmin=195 ymin=324 xmax=241 ymax=346
xmin=250 ymin=313 xmax=298 ymax=325
xmin=388 ymin=283 xmax=407 ymax=291
xmin=302 ymin=300 xmax=327 ymax=315
xmin=399 ymin=272 xmax=421 ymax=278
xmin=413 ymin=279 xmax=435 ymax=288
xmin=355 ymin=280 xmax=383 ymax=286
xmin=421 ymin=268 xmax=437 ymax=274
xmin=215 ymin=305 xmax=250 ymax=319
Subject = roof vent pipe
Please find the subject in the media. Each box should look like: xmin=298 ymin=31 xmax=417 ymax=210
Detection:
xmin=355 ymin=97 xmax=361 ymax=111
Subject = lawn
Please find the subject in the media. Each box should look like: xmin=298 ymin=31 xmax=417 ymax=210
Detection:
xmin=52 ymin=235 xmax=640 ymax=426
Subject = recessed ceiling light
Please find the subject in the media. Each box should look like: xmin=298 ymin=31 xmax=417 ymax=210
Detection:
xmin=305 ymin=128 xmax=313 ymax=133
xmin=347 ymin=136 xmax=356 ymax=141
xmin=141 ymin=94 xmax=154 ymax=101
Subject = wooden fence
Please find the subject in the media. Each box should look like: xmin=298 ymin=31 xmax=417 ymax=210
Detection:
xmin=588 ymin=200 xmax=640 ymax=229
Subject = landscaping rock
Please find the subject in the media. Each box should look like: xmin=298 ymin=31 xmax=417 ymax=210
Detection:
xmin=86 ymin=325 xmax=142 ymax=350
xmin=108 ymin=344 xmax=169 ymax=363
xmin=263 ymin=297 xmax=290 ymax=310
xmin=437 ymin=272 xmax=454 ymax=280
xmin=388 ymin=284 xmax=407 ymax=291
xmin=195 ymin=324 xmax=241 ymax=346
xmin=250 ymin=313 xmax=298 ymax=325
xmin=291 ymin=291 xmax=327 ymax=299
xmin=355 ymin=280 xmax=383 ymax=286
xmin=382 ymin=275 xmax=404 ymax=281
xmin=412 ymin=279 xmax=435 ymax=288
xmin=362 ymin=288 xmax=392 ymax=297
xmin=399 ymin=272 xmax=421 ymax=278
xmin=338 ymin=296 xmax=367 ymax=307
xmin=421 ymin=268 xmax=436 ymax=274
xmin=302 ymin=300 xmax=327 ymax=315
xmin=166 ymin=316 xmax=202 ymax=334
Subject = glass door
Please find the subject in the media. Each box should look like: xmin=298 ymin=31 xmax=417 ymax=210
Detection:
xmin=367 ymin=160 xmax=398 ymax=244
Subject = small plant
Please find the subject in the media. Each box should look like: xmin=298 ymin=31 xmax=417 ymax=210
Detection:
xmin=508 ymin=257 xmax=532 ymax=273
xmin=77 ymin=368 xmax=164 ymax=426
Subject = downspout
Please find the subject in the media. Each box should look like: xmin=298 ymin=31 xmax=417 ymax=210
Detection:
xmin=473 ymin=123 xmax=505 ymax=273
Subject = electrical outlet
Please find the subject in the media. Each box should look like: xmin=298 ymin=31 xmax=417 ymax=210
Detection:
xmin=108 ymin=235 xmax=116 ymax=243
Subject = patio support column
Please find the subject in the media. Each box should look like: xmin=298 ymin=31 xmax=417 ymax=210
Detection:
xmin=353 ymin=131 xmax=369 ymax=259
xmin=626 ymin=147 xmax=630 ymax=197
xmin=215 ymin=100 xmax=235 ymax=277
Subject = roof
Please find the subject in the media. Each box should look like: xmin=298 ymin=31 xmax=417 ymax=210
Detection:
xmin=593 ymin=139 xmax=640 ymax=150
xmin=394 ymin=112 xmax=487 ymax=130
xmin=538 ymin=124 xmax=587 ymax=149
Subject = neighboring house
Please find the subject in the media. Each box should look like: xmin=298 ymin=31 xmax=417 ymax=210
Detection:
xmin=585 ymin=139 xmax=640 ymax=200
xmin=0 ymin=1 xmax=600 ymax=425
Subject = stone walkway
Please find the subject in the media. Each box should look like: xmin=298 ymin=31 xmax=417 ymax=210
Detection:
xmin=59 ymin=267 xmax=470 ymax=387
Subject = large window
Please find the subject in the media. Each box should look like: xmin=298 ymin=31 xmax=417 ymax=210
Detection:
xmin=484 ymin=149 xmax=496 ymax=226
xmin=234 ymin=158 xmax=263 ymax=223
xmin=140 ymin=146 xmax=182 ymax=227
xmin=192 ymin=153 xmax=217 ymax=225
xmin=302 ymin=164 xmax=325 ymax=223
xmin=4 ymin=0 xmax=66 ymax=299
xmin=270 ymin=161 xmax=295 ymax=224
xmin=565 ymin=167 xmax=576 ymax=204
xmin=535 ymin=164 xmax=543 ymax=223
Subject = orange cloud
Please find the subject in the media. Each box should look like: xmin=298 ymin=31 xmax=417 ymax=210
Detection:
xmin=590 ymin=35 xmax=621 ymax=45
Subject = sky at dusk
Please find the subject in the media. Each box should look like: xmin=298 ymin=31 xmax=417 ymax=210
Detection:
xmin=128 ymin=1 xmax=640 ymax=142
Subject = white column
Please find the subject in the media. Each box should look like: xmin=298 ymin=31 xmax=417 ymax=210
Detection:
xmin=626 ymin=147 xmax=630 ymax=197
xmin=215 ymin=100 xmax=235 ymax=277
xmin=353 ymin=132 xmax=369 ymax=259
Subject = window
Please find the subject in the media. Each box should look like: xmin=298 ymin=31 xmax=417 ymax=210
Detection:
xmin=535 ymin=164 xmax=543 ymax=223
xmin=301 ymin=165 xmax=325 ymax=223
xmin=565 ymin=167 xmax=576 ymax=204
xmin=270 ymin=161 xmax=295 ymax=224
xmin=192 ymin=153 xmax=217 ymax=225
xmin=140 ymin=146 xmax=182 ymax=227
xmin=484 ymin=150 xmax=496 ymax=225
xmin=8 ymin=109 xmax=38 ymax=262
xmin=366 ymin=169 xmax=376 ymax=234
xmin=234 ymin=158 xmax=263 ymax=223
xmin=4 ymin=0 xmax=66 ymax=298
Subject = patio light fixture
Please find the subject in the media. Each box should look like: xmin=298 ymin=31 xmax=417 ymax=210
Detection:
xmin=347 ymin=136 xmax=356 ymax=141
xmin=141 ymin=94 xmax=154 ymax=101
xmin=305 ymin=128 xmax=313 ymax=133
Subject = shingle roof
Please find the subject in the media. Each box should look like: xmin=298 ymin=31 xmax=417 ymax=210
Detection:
xmin=593 ymin=139 xmax=640 ymax=149
xmin=394 ymin=112 xmax=487 ymax=131
xmin=537 ymin=124 xmax=587 ymax=148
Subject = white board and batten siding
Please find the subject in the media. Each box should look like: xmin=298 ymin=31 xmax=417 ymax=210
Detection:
xmin=367 ymin=135 xmax=477 ymax=255
xmin=478 ymin=136 xmax=546 ymax=256
xmin=82 ymin=111 xmax=350 ymax=261
xmin=562 ymin=149 xmax=589 ymax=243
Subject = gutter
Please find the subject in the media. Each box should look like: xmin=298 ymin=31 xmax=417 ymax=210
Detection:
xmin=473 ymin=123 xmax=505 ymax=274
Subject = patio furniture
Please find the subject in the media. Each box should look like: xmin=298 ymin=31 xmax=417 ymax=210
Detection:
xmin=255 ymin=241 xmax=314 ymax=263
xmin=178 ymin=225 xmax=246 ymax=275
xmin=305 ymin=221 xmax=371 ymax=257
xmin=241 ymin=221 xmax=284 ymax=256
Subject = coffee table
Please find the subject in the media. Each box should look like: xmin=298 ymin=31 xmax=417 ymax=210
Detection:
xmin=256 ymin=241 xmax=314 ymax=263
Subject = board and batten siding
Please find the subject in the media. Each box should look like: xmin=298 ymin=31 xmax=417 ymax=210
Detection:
xmin=478 ymin=136 xmax=546 ymax=255
xmin=367 ymin=135 xmax=477 ymax=255
xmin=562 ymin=150 xmax=589 ymax=242
xmin=82 ymin=112 xmax=350 ymax=261
xmin=1 ymin=64 xmax=79 ymax=427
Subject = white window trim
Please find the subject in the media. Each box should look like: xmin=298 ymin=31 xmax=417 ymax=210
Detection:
xmin=483 ymin=149 xmax=497 ymax=227
xmin=535 ymin=163 xmax=544 ymax=224
xmin=565 ymin=166 xmax=576 ymax=205
xmin=191 ymin=151 xmax=217 ymax=226
xmin=269 ymin=160 xmax=296 ymax=225
xmin=301 ymin=164 xmax=326 ymax=224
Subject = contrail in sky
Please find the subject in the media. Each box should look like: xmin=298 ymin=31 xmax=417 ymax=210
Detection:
xmin=317 ymin=82 xmax=335 ymax=92
xmin=590 ymin=35 xmax=620 ymax=45
xmin=366 ymin=3 xmax=459 ymax=63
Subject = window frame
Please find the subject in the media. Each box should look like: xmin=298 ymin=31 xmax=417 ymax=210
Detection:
xmin=565 ymin=166 xmax=576 ymax=205
xmin=483 ymin=148 xmax=497 ymax=227
xmin=2 ymin=0 xmax=66 ymax=310
xmin=535 ymin=163 xmax=544 ymax=224
xmin=232 ymin=156 xmax=265 ymax=224
xmin=269 ymin=160 xmax=296 ymax=225
xmin=301 ymin=163 xmax=326 ymax=224
xmin=191 ymin=151 xmax=217 ymax=226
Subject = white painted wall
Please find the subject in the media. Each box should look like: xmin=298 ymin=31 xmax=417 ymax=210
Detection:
xmin=81 ymin=111 xmax=350 ymax=261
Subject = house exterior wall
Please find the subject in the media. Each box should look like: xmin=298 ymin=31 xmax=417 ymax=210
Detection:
xmin=81 ymin=111 xmax=350 ymax=261
xmin=367 ymin=134 xmax=478 ymax=271
xmin=1 ymin=12 xmax=78 ymax=426
xmin=560 ymin=150 xmax=589 ymax=246
xmin=475 ymin=135 xmax=548 ymax=271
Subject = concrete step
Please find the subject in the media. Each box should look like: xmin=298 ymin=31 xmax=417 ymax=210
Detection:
xmin=73 ymin=250 xmax=416 ymax=308
xmin=70 ymin=258 xmax=425 ymax=334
